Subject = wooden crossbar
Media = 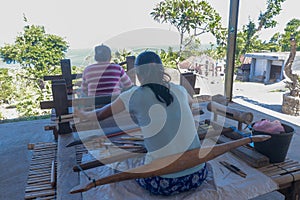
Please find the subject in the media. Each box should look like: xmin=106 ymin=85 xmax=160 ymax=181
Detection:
xmin=44 ymin=73 xmax=82 ymax=81
xmin=40 ymin=95 xmax=117 ymax=110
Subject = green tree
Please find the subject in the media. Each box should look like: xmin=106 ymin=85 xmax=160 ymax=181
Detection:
xmin=233 ymin=0 xmax=286 ymax=66
xmin=151 ymin=0 xmax=225 ymax=57
xmin=0 ymin=68 xmax=16 ymax=104
xmin=280 ymin=18 xmax=300 ymax=51
xmin=0 ymin=21 xmax=69 ymax=117
xmin=0 ymin=24 xmax=68 ymax=82
xmin=265 ymin=32 xmax=282 ymax=52
xmin=264 ymin=19 xmax=300 ymax=52
xmin=159 ymin=47 xmax=181 ymax=69
xmin=112 ymin=49 xmax=133 ymax=70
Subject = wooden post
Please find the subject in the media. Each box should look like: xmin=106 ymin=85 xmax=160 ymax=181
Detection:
xmin=224 ymin=0 xmax=240 ymax=102
xmin=52 ymin=80 xmax=72 ymax=134
xmin=180 ymin=72 xmax=198 ymax=96
xmin=60 ymin=59 xmax=73 ymax=94
xmin=126 ymin=56 xmax=136 ymax=85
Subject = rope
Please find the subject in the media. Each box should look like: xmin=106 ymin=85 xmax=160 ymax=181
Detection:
xmin=76 ymin=164 xmax=97 ymax=187
xmin=277 ymin=165 xmax=296 ymax=182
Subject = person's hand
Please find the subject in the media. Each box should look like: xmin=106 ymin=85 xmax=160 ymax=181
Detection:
xmin=73 ymin=107 xmax=89 ymax=121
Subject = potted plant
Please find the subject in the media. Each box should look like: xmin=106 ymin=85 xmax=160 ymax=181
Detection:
xmin=282 ymin=35 xmax=300 ymax=116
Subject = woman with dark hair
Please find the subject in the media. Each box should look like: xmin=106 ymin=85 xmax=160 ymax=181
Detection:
xmin=75 ymin=51 xmax=207 ymax=196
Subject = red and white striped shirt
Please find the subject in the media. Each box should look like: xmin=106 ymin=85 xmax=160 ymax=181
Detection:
xmin=81 ymin=62 xmax=133 ymax=96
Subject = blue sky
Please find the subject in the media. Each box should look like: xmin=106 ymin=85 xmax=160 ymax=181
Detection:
xmin=0 ymin=0 xmax=299 ymax=49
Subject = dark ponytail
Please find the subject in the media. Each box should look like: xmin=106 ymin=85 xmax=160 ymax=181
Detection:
xmin=135 ymin=51 xmax=174 ymax=106
xmin=142 ymin=83 xmax=173 ymax=106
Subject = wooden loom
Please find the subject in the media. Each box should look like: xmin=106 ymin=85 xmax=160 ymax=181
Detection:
xmin=68 ymin=101 xmax=270 ymax=194
xmin=25 ymin=101 xmax=300 ymax=199
xmin=70 ymin=135 xmax=271 ymax=194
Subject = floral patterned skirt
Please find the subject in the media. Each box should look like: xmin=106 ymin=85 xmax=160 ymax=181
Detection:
xmin=135 ymin=163 xmax=208 ymax=196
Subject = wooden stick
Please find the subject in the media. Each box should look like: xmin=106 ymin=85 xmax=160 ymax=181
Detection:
xmin=66 ymin=127 xmax=141 ymax=147
xmin=70 ymin=135 xmax=271 ymax=194
xmin=207 ymin=101 xmax=253 ymax=126
xmin=219 ymin=161 xmax=247 ymax=178
xmin=72 ymin=127 xmax=233 ymax=172
xmin=73 ymin=148 xmax=146 ymax=172
xmin=50 ymin=160 xmax=56 ymax=188
xmin=67 ymin=120 xmax=231 ymax=148
xmin=55 ymin=114 xmax=74 ymax=120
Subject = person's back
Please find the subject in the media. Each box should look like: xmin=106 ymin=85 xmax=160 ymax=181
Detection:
xmin=118 ymin=51 xmax=207 ymax=196
xmin=75 ymin=51 xmax=207 ymax=196
xmin=81 ymin=45 xmax=133 ymax=96
xmin=120 ymin=83 xmax=204 ymax=178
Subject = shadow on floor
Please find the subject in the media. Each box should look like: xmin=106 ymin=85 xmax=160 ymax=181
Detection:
xmin=233 ymin=96 xmax=282 ymax=113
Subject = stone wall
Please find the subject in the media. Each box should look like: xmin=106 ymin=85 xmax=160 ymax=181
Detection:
xmin=282 ymin=93 xmax=300 ymax=116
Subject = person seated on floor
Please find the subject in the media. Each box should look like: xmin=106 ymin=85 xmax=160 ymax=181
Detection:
xmin=75 ymin=51 xmax=207 ymax=196
xmin=80 ymin=44 xmax=133 ymax=97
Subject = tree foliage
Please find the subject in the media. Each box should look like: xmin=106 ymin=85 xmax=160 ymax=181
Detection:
xmin=0 ymin=21 xmax=69 ymax=117
xmin=234 ymin=0 xmax=286 ymax=66
xmin=151 ymin=0 xmax=226 ymax=55
xmin=0 ymin=24 xmax=68 ymax=80
xmin=159 ymin=47 xmax=181 ymax=69
xmin=264 ymin=19 xmax=300 ymax=52
xmin=280 ymin=19 xmax=300 ymax=51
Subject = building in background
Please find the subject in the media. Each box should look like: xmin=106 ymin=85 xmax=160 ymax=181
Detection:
xmin=240 ymin=52 xmax=300 ymax=84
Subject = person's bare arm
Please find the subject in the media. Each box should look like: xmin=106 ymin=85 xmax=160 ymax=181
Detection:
xmin=74 ymin=97 xmax=126 ymax=122
xmin=95 ymin=97 xmax=126 ymax=120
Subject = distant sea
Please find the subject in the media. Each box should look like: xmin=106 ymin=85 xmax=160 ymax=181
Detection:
xmin=0 ymin=44 xmax=214 ymax=68
xmin=64 ymin=46 xmax=184 ymax=67
xmin=0 ymin=48 xmax=95 ymax=69
xmin=65 ymin=48 xmax=94 ymax=67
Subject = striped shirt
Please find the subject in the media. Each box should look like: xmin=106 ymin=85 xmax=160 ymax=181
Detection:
xmin=81 ymin=62 xmax=133 ymax=96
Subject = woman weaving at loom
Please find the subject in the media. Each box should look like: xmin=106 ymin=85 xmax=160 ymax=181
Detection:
xmin=75 ymin=51 xmax=208 ymax=196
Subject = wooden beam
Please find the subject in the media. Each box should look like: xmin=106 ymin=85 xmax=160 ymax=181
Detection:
xmin=52 ymin=81 xmax=72 ymax=134
xmin=224 ymin=0 xmax=240 ymax=102
xmin=126 ymin=56 xmax=136 ymax=85
xmin=180 ymin=72 xmax=200 ymax=96
xmin=217 ymin=135 xmax=269 ymax=168
xmin=40 ymin=95 xmax=118 ymax=110
xmin=44 ymin=73 xmax=82 ymax=81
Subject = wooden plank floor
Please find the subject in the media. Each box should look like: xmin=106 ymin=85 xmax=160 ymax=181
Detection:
xmin=25 ymin=142 xmax=57 ymax=200
xmin=25 ymin=141 xmax=87 ymax=200
xmin=257 ymin=158 xmax=300 ymax=199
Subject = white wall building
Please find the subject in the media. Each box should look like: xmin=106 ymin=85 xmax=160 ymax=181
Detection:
xmin=244 ymin=52 xmax=300 ymax=84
